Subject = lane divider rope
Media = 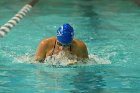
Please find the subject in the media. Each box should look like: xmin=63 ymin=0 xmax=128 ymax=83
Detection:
xmin=0 ymin=0 xmax=39 ymax=38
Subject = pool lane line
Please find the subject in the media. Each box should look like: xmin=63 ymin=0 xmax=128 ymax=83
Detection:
xmin=0 ymin=0 xmax=39 ymax=38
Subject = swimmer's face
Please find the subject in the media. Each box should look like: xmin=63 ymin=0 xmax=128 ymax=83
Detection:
xmin=57 ymin=41 xmax=71 ymax=51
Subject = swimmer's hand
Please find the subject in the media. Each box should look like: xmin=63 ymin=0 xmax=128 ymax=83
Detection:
xmin=67 ymin=61 xmax=77 ymax=65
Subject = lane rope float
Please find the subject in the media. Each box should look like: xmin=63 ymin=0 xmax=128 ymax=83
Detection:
xmin=0 ymin=0 xmax=39 ymax=38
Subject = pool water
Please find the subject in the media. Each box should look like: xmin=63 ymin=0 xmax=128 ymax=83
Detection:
xmin=0 ymin=0 xmax=140 ymax=93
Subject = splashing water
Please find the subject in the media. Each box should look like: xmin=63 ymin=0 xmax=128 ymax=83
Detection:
xmin=44 ymin=51 xmax=80 ymax=66
xmin=12 ymin=53 xmax=35 ymax=64
xmin=44 ymin=51 xmax=111 ymax=66
xmin=88 ymin=54 xmax=111 ymax=65
xmin=12 ymin=51 xmax=111 ymax=66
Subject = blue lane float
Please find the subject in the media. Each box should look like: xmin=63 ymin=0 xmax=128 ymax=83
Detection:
xmin=0 ymin=0 xmax=39 ymax=38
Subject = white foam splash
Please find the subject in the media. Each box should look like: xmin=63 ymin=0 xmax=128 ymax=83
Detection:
xmin=12 ymin=53 xmax=34 ymax=64
xmin=44 ymin=51 xmax=80 ymax=66
xmin=12 ymin=51 xmax=111 ymax=66
xmin=88 ymin=54 xmax=111 ymax=65
xmin=44 ymin=52 xmax=111 ymax=66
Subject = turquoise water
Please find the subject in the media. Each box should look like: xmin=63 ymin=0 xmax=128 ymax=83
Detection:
xmin=0 ymin=0 xmax=140 ymax=93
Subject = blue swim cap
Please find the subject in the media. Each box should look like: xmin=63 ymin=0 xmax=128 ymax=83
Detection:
xmin=56 ymin=24 xmax=74 ymax=45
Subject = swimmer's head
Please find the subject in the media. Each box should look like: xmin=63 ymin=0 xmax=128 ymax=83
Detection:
xmin=56 ymin=23 xmax=74 ymax=45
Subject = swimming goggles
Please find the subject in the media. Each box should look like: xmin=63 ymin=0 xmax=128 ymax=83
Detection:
xmin=57 ymin=41 xmax=71 ymax=47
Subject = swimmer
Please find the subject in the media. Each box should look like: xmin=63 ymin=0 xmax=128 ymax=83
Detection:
xmin=34 ymin=23 xmax=88 ymax=64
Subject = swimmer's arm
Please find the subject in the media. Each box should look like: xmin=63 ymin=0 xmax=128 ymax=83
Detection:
xmin=80 ymin=43 xmax=89 ymax=59
xmin=34 ymin=40 xmax=47 ymax=62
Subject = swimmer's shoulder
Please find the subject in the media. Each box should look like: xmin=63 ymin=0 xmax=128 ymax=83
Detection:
xmin=72 ymin=39 xmax=88 ymax=58
xmin=73 ymin=38 xmax=87 ymax=48
xmin=39 ymin=37 xmax=56 ymax=46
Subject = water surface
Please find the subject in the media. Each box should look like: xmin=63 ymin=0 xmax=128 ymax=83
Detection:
xmin=0 ymin=0 xmax=140 ymax=93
